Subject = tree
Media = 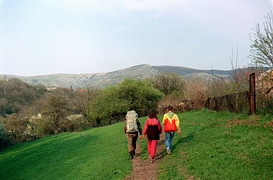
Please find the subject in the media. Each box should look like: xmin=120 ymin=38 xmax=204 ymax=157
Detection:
xmin=0 ymin=78 xmax=47 ymax=115
xmin=185 ymin=78 xmax=209 ymax=101
xmin=43 ymin=92 xmax=70 ymax=134
xmin=249 ymin=11 xmax=273 ymax=68
xmin=150 ymin=71 xmax=186 ymax=95
xmin=72 ymin=88 xmax=100 ymax=117
xmin=88 ymin=79 xmax=163 ymax=126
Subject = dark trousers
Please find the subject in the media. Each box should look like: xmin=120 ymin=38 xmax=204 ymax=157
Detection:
xmin=127 ymin=133 xmax=138 ymax=153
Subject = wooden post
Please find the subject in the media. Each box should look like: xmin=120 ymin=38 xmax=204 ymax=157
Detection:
xmin=249 ymin=73 xmax=256 ymax=115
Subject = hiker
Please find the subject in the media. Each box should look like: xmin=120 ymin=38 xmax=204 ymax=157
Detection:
xmin=124 ymin=110 xmax=142 ymax=159
xmin=143 ymin=110 xmax=162 ymax=163
xmin=162 ymin=106 xmax=181 ymax=155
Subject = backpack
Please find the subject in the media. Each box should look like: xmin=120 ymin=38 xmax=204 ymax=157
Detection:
xmin=126 ymin=110 xmax=138 ymax=132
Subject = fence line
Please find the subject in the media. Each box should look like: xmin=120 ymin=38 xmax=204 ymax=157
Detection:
xmin=204 ymin=89 xmax=272 ymax=114
xmin=205 ymin=91 xmax=249 ymax=113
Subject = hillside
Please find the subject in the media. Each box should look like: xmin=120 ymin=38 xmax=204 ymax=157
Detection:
xmin=0 ymin=110 xmax=272 ymax=179
xmin=0 ymin=122 xmax=132 ymax=179
xmin=0 ymin=64 xmax=233 ymax=89
xmin=153 ymin=65 xmax=232 ymax=76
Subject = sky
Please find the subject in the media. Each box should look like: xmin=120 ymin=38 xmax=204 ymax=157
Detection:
xmin=0 ymin=0 xmax=272 ymax=76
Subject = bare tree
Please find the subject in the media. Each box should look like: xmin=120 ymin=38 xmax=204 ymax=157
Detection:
xmin=249 ymin=11 xmax=273 ymax=68
xmin=150 ymin=71 xmax=185 ymax=95
xmin=230 ymin=47 xmax=250 ymax=92
xmin=43 ymin=92 xmax=70 ymax=134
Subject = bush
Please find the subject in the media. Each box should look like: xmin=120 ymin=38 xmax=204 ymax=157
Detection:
xmin=0 ymin=124 xmax=13 ymax=150
xmin=88 ymin=79 xmax=163 ymax=126
xmin=2 ymin=114 xmax=28 ymax=142
xmin=157 ymin=90 xmax=184 ymax=113
xmin=60 ymin=114 xmax=90 ymax=132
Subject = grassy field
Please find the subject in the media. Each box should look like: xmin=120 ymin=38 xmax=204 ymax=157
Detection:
xmin=157 ymin=109 xmax=273 ymax=180
xmin=0 ymin=109 xmax=272 ymax=179
xmin=0 ymin=122 xmax=133 ymax=180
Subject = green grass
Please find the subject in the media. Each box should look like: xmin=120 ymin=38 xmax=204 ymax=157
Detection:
xmin=1 ymin=110 xmax=272 ymax=180
xmin=158 ymin=109 xmax=273 ymax=180
xmin=0 ymin=123 xmax=132 ymax=180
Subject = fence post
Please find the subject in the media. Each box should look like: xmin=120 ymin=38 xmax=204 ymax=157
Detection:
xmin=249 ymin=73 xmax=256 ymax=115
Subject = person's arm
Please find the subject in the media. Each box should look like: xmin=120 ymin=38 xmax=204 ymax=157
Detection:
xmin=143 ymin=119 xmax=148 ymax=135
xmin=157 ymin=119 xmax=162 ymax=134
xmin=162 ymin=114 xmax=167 ymax=125
xmin=137 ymin=120 xmax=142 ymax=135
xmin=174 ymin=114 xmax=181 ymax=133
xmin=124 ymin=122 xmax=127 ymax=134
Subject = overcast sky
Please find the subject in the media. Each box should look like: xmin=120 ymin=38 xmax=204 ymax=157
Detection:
xmin=0 ymin=0 xmax=272 ymax=76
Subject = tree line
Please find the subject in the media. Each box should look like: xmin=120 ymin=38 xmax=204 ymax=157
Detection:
xmin=0 ymin=70 xmax=253 ymax=150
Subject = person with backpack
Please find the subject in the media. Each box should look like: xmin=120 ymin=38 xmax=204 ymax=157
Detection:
xmin=162 ymin=106 xmax=181 ymax=155
xmin=124 ymin=110 xmax=142 ymax=159
xmin=143 ymin=110 xmax=162 ymax=163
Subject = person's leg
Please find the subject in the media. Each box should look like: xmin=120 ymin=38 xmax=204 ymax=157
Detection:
xmin=127 ymin=134 xmax=132 ymax=152
xmin=147 ymin=139 xmax=152 ymax=155
xmin=132 ymin=134 xmax=138 ymax=156
xmin=169 ymin=131 xmax=175 ymax=151
xmin=165 ymin=131 xmax=171 ymax=154
xmin=150 ymin=140 xmax=158 ymax=159
xmin=127 ymin=134 xmax=134 ymax=159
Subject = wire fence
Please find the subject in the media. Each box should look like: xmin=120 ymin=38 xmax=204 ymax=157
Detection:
xmin=204 ymin=89 xmax=273 ymax=114
xmin=256 ymin=88 xmax=273 ymax=113
xmin=204 ymin=91 xmax=249 ymax=113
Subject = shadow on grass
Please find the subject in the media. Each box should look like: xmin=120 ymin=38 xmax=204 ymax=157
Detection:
xmin=156 ymin=132 xmax=195 ymax=160
xmin=172 ymin=132 xmax=195 ymax=151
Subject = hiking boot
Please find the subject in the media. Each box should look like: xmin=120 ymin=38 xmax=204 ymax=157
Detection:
xmin=150 ymin=158 xmax=154 ymax=163
xmin=167 ymin=148 xmax=172 ymax=155
xmin=129 ymin=152 xmax=134 ymax=159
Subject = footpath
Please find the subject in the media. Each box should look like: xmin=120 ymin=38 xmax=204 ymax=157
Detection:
xmin=124 ymin=134 xmax=165 ymax=180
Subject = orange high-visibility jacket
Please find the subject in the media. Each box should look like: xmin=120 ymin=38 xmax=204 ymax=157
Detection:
xmin=162 ymin=112 xmax=180 ymax=132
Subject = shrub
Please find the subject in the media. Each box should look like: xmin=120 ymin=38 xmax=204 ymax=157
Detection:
xmin=3 ymin=114 xmax=28 ymax=142
xmin=0 ymin=124 xmax=13 ymax=150
xmin=157 ymin=90 xmax=184 ymax=113
xmin=88 ymin=79 xmax=163 ymax=126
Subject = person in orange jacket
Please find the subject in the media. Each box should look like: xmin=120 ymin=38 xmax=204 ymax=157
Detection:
xmin=162 ymin=106 xmax=181 ymax=154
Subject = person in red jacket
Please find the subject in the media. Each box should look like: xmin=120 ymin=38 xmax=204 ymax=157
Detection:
xmin=143 ymin=110 xmax=162 ymax=163
xmin=162 ymin=106 xmax=181 ymax=155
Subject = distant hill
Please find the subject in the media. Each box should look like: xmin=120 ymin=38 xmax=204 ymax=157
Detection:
xmin=153 ymin=65 xmax=232 ymax=76
xmin=153 ymin=65 xmax=232 ymax=81
xmin=0 ymin=64 xmax=234 ymax=89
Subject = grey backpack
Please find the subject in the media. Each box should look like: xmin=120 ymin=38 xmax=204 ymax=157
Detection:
xmin=126 ymin=110 xmax=138 ymax=132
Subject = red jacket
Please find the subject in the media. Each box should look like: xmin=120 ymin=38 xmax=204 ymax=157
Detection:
xmin=143 ymin=118 xmax=162 ymax=135
xmin=162 ymin=112 xmax=180 ymax=132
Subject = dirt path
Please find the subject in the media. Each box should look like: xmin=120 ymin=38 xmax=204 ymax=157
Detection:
xmin=124 ymin=134 xmax=166 ymax=180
